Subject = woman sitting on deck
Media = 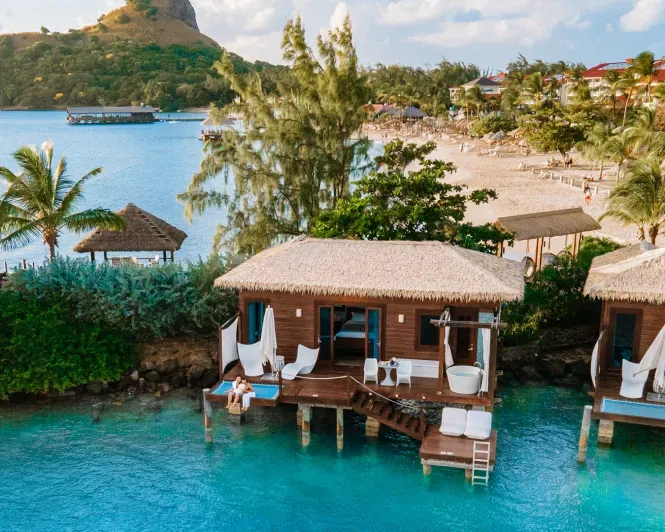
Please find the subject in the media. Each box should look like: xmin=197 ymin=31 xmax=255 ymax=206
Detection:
xmin=242 ymin=381 xmax=256 ymax=412
xmin=226 ymin=376 xmax=245 ymax=409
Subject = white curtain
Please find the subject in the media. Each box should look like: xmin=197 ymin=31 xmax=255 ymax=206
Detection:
xmin=590 ymin=332 xmax=603 ymax=389
xmin=444 ymin=326 xmax=454 ymax=369
xmin=480 ymin=328 xmax=491 ymax=393
xmin=637 ymin=324 xmax=665 ymax=393
xmin=259 ymin=306 xmax=277 ymax=370
xmin=221 ymin=317 xmax=239 ymax=373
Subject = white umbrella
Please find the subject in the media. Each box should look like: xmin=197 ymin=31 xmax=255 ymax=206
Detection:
xmin=637 ymin=324 xmax=665 ymax=392
xmin=259 ymin=306 xmax=277 ymax=373
xmin=480 ymin=328 xmax=491 ymax=393
xmin=444 ymin=327 xmax=454 ymax=369
xmin=590 ymin=332 xmax=603 ymax=388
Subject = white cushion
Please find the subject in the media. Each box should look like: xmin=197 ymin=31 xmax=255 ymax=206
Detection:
xmin=620 ymin=359 xmax=648 ymax=399
xmin=440 ymin=407 xmax=467 ymax=437
xmin=464 ymin=410 xmax=492 ymax=440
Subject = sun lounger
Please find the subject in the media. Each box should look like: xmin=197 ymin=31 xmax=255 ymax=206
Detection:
xmin=238 ymin=342 xmax=264 ymax=377
xmin=281 ymin=345 xmax=319 ymax=380
xmin=464 ymin=411 xmax=492 ymax=440
xmin=440 ymin=407 xmax=467 ymax=437
xmin=620 ymin=359 xmax=648 ymax=399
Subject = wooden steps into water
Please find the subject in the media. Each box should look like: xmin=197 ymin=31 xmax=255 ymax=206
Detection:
xmin=350 ymin=390 xmax=429 ymax=441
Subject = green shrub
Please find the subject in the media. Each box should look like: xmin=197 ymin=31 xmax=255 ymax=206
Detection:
xmin=502 ymin=237 xmax=622 ymax=344
xmin=470 ymin=115 xmax=517 ymax=136
xmin=5 ymin=255 xmax=238 ymax=339
xmin=117 ymin=13 xmax=131 ymax=24
xmin=0 ymin=291 xmax=136 ymax=396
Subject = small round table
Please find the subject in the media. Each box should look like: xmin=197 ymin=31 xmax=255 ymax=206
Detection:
xmin=380 ymin=364 xmax=398 ymax=386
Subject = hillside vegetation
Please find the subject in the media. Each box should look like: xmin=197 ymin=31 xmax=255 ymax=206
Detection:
xmin=0 ymin=0 xmax=286 ymax=110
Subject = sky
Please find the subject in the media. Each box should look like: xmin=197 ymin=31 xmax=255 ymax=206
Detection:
xmin=1 ymin=0 xmax=665 ymax=71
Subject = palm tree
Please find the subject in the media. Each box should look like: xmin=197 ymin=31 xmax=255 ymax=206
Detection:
xmin=630 ymin=51 xmax=658 ymax=103
xmin=576 ymin=123 xmax=612 ymax=180
xmin=466 ymin=85 xmax=484 ymax=117
xmin=604 ymin=129 xmax=635 ymax=182
xmin=521 ymin=72 xmax=545 ymax=104
xmin=620 ymin=72 xmax=638 ymax=126
xmin=599 ymin=70 xmax=622 ymax=124
xmin=0 ymin=141 xmax=124 ymax=260
xmin=600 ymin=154 xmax=665 ymax=244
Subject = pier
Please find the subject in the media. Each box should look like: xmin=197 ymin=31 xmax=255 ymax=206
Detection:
xmin=67 ymin=106 xmax=156 ymax=125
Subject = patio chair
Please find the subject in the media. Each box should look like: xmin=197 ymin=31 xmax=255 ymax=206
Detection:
xmin=620 ymin=359 xmax=648 ymax=399
xmin=282 ymin=345 xmax=319 ymax=380
xmin=363 ymin=358 xmax=378 ymax=385
xmin=464 ymin=411 xmax=492 ymax=440
xmin=440 ymin=407 xmax=467 ymax=437
xmin=237 ymin=342 xmax=264 ymax=377
xmin=396 ymin=360 xmax=412 ymax=387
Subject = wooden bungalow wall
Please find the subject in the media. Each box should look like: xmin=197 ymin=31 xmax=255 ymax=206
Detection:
xmin=599 ymin=300 xmax=665 ymax=368
xmin=238 ymin=290 xmax=497 ymax=363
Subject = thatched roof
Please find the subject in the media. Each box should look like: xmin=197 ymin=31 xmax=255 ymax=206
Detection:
xmin=584 ymin=244 xmax=665 ymax=304
xmin=215 ymin=237 xmax=524 ymax=303
xmin=495 ymin=208 xmax=601 ymax=241
xmin=73 ymin=203 xmax=187 ymax=253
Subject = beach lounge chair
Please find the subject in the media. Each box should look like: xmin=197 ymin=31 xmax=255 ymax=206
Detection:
xmin=396 ymin=360 xmax=412 ymax=387
xmin=620 ymin=359 xmax=648 ymax=399
xmin=238 ymin=342 xmax=264 ymax=377
xmin=440 ymin=407 xmax=467 ymax=437
xmin=364 ymin=358 xmax=379 ymax=385
xmin=282 ymin=345 xmax=319 ymax=380
xmin=464 ymin=411 xmax=492 ymax=440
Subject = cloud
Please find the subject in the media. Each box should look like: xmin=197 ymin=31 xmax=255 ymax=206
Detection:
xmin=329 ymin=2 xmax=350 ymax=30
xmin=220 ymin=31 xmax=285 ymax=64
xmin=606 ymin=22 xmax=614 ymax=31
xmin=245 ymin=7 xmax=276 ymax=30
xmin=620 ymin=0 xmax=665 ymax=31
xmin=565 ymin=13 xmax=592 ymax=29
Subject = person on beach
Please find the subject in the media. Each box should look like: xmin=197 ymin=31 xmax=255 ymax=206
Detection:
xmin=226 ymin=375 xmax=245 ymax=409
xmin=584 ymin=185 xmax=592 ymax=205
xmin=241 ymin=381 xmax=256 ymax=412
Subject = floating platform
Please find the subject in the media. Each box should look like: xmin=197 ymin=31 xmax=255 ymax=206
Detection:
xmin=420 ymin=429 xmax=496 ymax=471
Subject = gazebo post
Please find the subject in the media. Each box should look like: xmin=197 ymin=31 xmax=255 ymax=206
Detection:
xmin=170 ymin=250 xmax=174 ymax=262
xmin=163 ymin=250 xmax=167 ymax=263
xmin=90 ymin=251 xmax=95 ymax=262
xmin=103 ymin=251 xmax=108 ymax=262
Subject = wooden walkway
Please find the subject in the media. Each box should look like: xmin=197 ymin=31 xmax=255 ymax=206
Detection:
xmin=220 ymin=363 xmax=495 ymax=408
xmin=420 ymin=429 xmax=497 ymax=470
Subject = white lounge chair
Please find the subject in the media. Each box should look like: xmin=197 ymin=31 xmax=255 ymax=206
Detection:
xmin=396 ymin=360 xmax=412 ymax=387
xmin=237 ymin=342 xmax=264 ymax=377
xmin=364 ymin=358 xmax=378 ymax=385
xmin=440 ymin=407 xmax=467 ymax=437
xmin=620 ymin=359 xmax=648 ymax=399
xmin=464 ymin=411 xmax=492 ymax=440
xmin=282 ymin=345 xmax=319 ymax=380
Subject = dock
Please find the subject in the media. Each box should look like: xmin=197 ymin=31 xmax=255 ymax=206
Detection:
xmin=66 ymin=106 xmax=156 ymax=125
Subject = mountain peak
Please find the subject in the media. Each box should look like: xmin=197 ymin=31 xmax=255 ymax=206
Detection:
xmin=151 ymin=0 xmax=199 ymax=30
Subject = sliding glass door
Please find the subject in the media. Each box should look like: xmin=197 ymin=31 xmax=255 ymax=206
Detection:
xmin=366 ymin=308 xmax=382 ymax=359
xmin=318 ymin=305 xmax=333 ymax=364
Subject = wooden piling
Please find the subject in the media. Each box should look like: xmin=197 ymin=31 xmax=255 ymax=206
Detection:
xmin=336 ymin=407 xmax=344 ymax=451
xmin=301 ymin=405 xmax=312 ymax=446
xmin=366 ymin=416 xmax=380 ymax=438
xmin=577 ymin=405 xmax=592 ymax=463
xmin=296 ymin=404 xmax=303 ymax=428
xmin=465 ymin=469 xmax=473 ymax=482
xmin=422 ymin=461 xmax=432 ymax=476
xmin=203 ymin=388 xmax=213 ymax=443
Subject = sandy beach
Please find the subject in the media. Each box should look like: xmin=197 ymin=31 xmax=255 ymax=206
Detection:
xmin=366 ymin=128 xmax=639 ymax=256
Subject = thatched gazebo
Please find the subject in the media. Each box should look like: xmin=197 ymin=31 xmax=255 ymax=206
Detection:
xmin=74 ymin=203 xmax=187 ymax=263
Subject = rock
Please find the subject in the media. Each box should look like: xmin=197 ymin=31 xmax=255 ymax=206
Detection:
xmin=200 ymin=368 xmax=219 ymax=388
xmin=154 ymin=390 xmax=162 ymax=398
xmin=162 ymin=382 xmax=171 ymax=394
xmin=164 ymin=0 xmax=199 ymax=30
xmin=86 ymin=381 xmax=105 ymax=395
xmin=519 ymin=366 xmax=542 ymax=382
xmin=140 ymin=360 xmax=157 ymax=371
xmin=138 ymin=378 xmax=145 ymax=392
xmin=542 ymin=358 xmax=567 ymax=379
xmin=145 ymin=381 xmax=156 ymax=393
xmin=144 ymin=370 xmax=160 ymax=383
xmin=567 ymin=358 xmax=590 ymax=378
xmin=188 ymin=365 xmax=206 ymax=381
xmin=157 ymin=358 xmax=179 ymax=375
xmin=170 ymin=373 xmax=183 ymax=388
xmin=112 ymin=401 xmax=123 ymax=407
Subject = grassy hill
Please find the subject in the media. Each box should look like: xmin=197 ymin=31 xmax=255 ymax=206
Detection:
xmin=0 ymin=0 xmax=286 ymax=110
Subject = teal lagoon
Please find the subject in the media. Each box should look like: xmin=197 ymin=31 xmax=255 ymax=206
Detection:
xmin=1 ymin=386 xmax=665 ymax=532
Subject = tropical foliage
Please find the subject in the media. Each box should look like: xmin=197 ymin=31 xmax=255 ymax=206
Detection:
xmin=312 ymin=140 xmax=513 ymax=253
xmin=503 ymin=237 xmax=624 ymax=344
xmin=179 ymin=14 xmax=371 ymax=254
xmin=0 ymin=290 xmax=136 ymax=396
xmin=0 ymin=141 xmax=124 ymax=259
xmin=470 ymin=115 xmax=517 ymax=137
xmin=4 ymin=255 xmax=239 ymax=339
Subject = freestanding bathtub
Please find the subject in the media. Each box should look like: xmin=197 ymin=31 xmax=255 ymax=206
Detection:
xmin=446 ymin=365 xmax=481 ymax=395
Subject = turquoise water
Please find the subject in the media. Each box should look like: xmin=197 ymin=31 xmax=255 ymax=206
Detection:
xmin=2 ymin=386 xmax=665 ymax=531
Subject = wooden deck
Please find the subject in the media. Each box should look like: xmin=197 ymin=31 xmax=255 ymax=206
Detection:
xmin=420 ymin=429 xmax=497 ymax=470
xmin=219 ymin=363 xmax=496 ymax=409
xmin=592 ymin=374 xmax=665 ymax=428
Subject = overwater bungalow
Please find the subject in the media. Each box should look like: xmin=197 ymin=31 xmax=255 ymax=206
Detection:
xmin=205 ymin=237 xmax=524 ymax=482
xmin=73 ymin=203 xmax=187 ymax=265
xmin=582 ymin=242 xmax=665 ymax=445
xmin=66 ymin=106 xmax=155 ymax=125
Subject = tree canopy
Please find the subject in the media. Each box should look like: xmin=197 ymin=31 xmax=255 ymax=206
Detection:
xmin=312 ymin=140 xmax=513 ymax=253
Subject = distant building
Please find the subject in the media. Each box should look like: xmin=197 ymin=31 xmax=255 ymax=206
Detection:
xmin=449 ymin=76 xmax=504 ymax=102
xmin=579 ymin=58 xmax=665 ymax=100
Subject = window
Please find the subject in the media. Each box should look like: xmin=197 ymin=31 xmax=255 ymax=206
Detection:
xmin=246 ymin=300 xmax=266 ymax=343
xmin=417 ymin=312 xmax=440 ymax=349
xmin=610 ymin=311 xmax=638 ymax=367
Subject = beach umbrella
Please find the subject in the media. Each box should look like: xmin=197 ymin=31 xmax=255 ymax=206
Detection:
xmin=636 ymin=324 xmax=665 ymax=392
xmin=590 ymin=332 xmax=603 ymax=388
xmin=259 ymin=306 xmax=277 ymax=372
xmin=480 ymin=328 xmax=491 ymax=393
